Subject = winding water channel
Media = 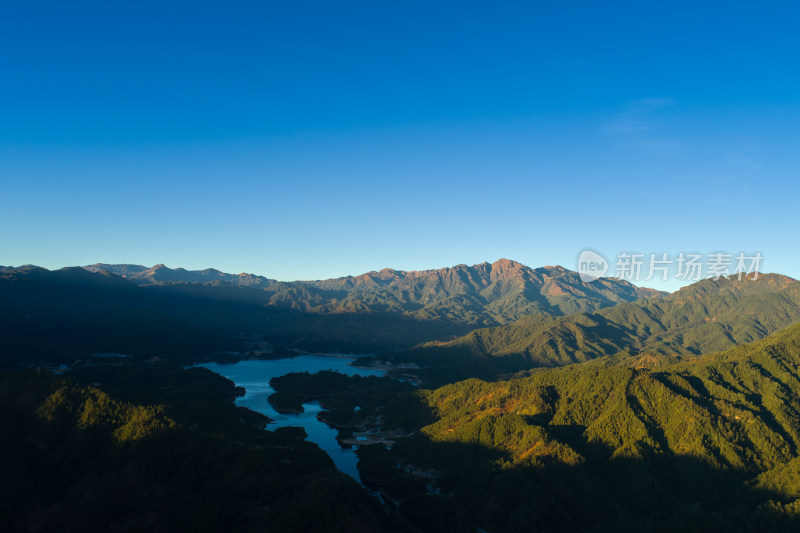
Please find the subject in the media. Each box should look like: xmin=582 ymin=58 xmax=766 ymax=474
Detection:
xmin=198 ymin=356 xmax=385 ymax=483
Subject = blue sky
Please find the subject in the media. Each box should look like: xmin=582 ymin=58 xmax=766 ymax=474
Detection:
xmin=1 ymin=1 xmax=798 ymax=290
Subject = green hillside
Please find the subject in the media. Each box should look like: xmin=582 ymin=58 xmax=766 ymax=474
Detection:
xmin=392 ymin=274 xmax=800 ymax=382
xmin=325 ymin=321 xmax=800 ymax=531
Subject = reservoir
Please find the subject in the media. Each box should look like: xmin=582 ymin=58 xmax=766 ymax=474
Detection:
xmin=198 ymin=355 xmax=385 ymax=484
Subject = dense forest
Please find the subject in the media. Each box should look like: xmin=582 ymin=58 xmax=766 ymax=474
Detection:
xmin=277 ymin=322 xmax=800 ymax=531
xmin=0 ymin=365 xmax=402 ymax=532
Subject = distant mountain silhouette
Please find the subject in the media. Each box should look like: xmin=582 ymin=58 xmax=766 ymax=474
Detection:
xmin=84 ymin=263 xmax=276 ymax=287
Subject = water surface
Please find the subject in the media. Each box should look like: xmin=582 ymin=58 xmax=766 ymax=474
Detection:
xmin=198 ymin=356 xmax=384 ymax=483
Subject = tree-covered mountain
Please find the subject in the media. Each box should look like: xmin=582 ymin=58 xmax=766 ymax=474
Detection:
xmin=391 ymin=273 xmax=800 ymax=382
xmin=0 ymin=365 xmax=402 ymax=532
xmin=278 ymin=321 xmax=800 ymax=531
xmin=399 ymin=321 xmax=800 ymax=531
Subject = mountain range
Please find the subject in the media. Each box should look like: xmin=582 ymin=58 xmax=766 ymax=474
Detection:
xmin=0 ymin=260 xmax=667 ymax=364
xmin=7 ymin=260 xmax=799 ymax=383
xmin=83 ymin=259 xmax=663 ymax=325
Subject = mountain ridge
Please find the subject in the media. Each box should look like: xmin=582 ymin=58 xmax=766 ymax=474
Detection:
xmin=0 ymin=260 xmax=668 ymax=363
xmin=82 ymin=259 xmax=666 ymax=326
xmin=392 ymin=272 xmax=800 ymax=382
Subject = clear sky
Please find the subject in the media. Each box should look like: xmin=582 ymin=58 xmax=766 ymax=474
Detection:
xmin=1 ymin=1 xmax=798 ymax=290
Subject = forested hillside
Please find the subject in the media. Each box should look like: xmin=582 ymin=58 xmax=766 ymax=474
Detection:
xmin=392 ymin=273 xmax=800 ymax=382
xmin=0 ymin=366 xmax=401 ymax=532
xmin=275 ymin=322 xmax=800 ymax=531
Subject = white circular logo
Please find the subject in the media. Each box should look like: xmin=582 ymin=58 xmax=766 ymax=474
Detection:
xmin=577 ymin=249 xmax=609 ymax=282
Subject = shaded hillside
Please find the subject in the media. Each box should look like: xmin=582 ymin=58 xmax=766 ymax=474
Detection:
xmin=0 ymin=266 xmax=246 ymax=364
xmin=0 ymin=266 xmax=471 ymax=363
xmin=0 ymin=365 xmax=401 ymax=532
xmin=393 ymin=273 xmax=800 ymax=382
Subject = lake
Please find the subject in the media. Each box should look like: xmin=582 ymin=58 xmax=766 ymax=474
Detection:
xmin=197 ymin=355 xmax=385 ymax=484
